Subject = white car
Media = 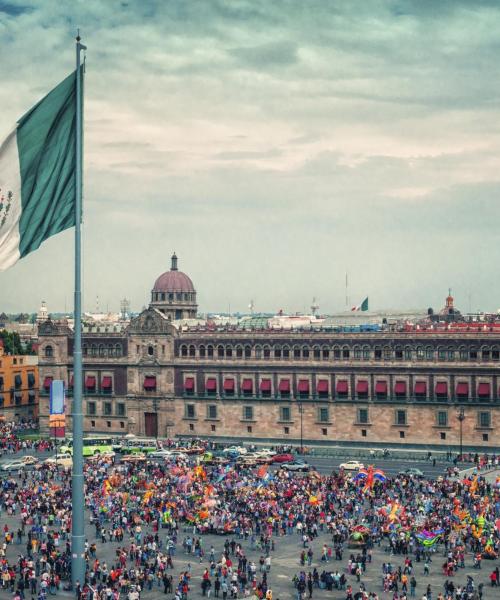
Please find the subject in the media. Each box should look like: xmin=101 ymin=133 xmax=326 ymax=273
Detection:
xmin=339 ymin=460 xmax=365 ymax=471
xmin=254 ymin=449 xmax=274 ymax=458
xmin=223 ymin=446 xmax=247 ymax=455
xmin=149 ymin=449 xmax=173 ymax=459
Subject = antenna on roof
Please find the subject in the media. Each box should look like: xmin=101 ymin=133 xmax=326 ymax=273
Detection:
xmin=311 ymin=297 xmax=319 ymax=316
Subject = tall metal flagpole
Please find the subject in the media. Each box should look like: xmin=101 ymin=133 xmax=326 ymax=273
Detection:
xmin=72 ymin=31 xmax=86 ymax=590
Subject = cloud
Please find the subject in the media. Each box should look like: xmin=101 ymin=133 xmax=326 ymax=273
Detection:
xmin=1 ymin=0 xmax=500 ymax=314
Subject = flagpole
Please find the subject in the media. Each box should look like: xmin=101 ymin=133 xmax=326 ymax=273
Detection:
xmin=72 ymin=30 xmax=86 ymax=590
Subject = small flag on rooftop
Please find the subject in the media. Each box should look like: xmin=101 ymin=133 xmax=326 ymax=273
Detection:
xmin=351 ymin=296 xmax=369 ymax=312
xmin=0 ymin=71 xmax=82 ymax=271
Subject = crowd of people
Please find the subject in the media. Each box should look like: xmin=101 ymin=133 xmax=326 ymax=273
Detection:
xmin=0 ymin=429 xmax=498 ymax=600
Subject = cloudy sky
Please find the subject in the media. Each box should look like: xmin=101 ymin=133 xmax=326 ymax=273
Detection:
xmin=1 ymin=0 xmax=500 ymax=315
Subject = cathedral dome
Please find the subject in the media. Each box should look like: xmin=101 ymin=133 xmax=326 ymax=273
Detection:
xmin=152 ymin=253 xmax=195 ymax=293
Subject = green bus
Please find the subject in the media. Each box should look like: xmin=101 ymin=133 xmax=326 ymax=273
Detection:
xmin=118 ymin=438 xmax=159 ymax=454
xmin=60 ymin=436 xmax=114 ymax=457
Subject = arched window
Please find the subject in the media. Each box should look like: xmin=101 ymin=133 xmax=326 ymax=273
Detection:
xmin=236 ymin=345 xmax=243 ymax=358
xmin=255 ymin=345 xmax=262 ymax=359
xmin=313 ymin=346 xmax=321 ymax=359
xmin=481 ymin=346 xmax=490 ymax=361
xmin=416 ymin=346 xmax=424 ymax=360
xmin=82 ymin=344 xmax=88 ymax=357
xmin=189 ymin=345 xmax=196 ymax=357
xmin=263 ymin=345 xmax=271 ymax=359
xmin=274 ymin=346 xmax=282 ymax=359
xmin=91 ymin=344 xmax=98 ymax=357
xmin=492 ymin=346 xmax=499 ymax=361
xmin=180 ymin=345 xmax=188 ymax=357
xmin=448 ymin=347 xmax=455 ymax=361
xmin=363 ymin=346 xmax=370 ymax=360
xmin=99 ymin=345 xmax=107 ymax=357
xmin=333 ymin=346 xmax=341 ymax=360
xmin=342 ymin=346 xmax=350 ymax=359
xmin=217 ymin=345 xmax=224 ymax=358
xmin=244 ymin=345 xmax=251 ymax=358
xmin=322 ymin=346 xmax=330 ymax=360
xmin=383 ymin=346 xmax=391 ymax=360
xmin=225 ymin=345 xmax=233 ymax=358
xmin=293 ymin=346 xmax=301 ymax=359
xmin=108 ymin=345 xmax=115 ymax=357
xmin=302 ymin=346 xmax=310 ymax=358
xmin=394 ymin=346 xmax=403 ymax=360
xmin=353 ymin=346 xmax=361 ymax=360
xmin=199 ymin=345 xmax=206 ymax=358
xmin=459 ymin=346 xmax=468 ymax=361
xmin=437 ymin=346 xmax=445 ymax=360
xmin=115 ymin=344 xmax=122 ymax=358
xmin=44 ymin=345 xmax=53 ymax=358
xmin=207 ymin=345 xmax=214 ymax=358
xmin=282 ymin=345 xmax=290 ymax=359
xmin=426 ymin=346 xmax=434 ymax=360
xmin=404 ymin=346 xmax=412 ymax=360
xmin=374 ymin=346 xmax=381 ymax=360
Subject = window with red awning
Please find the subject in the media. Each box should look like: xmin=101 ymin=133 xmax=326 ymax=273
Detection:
xmin=478 ymin=382 xmax=491 ymax=397
xmin=205 ymin=378 xmax=217 ymax=392
xmin=184 ymin=377 xmax=195 ymax=391
xmin=278 ymin=379 xmax=290 ymax=393
xmin=356 ymin=380 xmax=368 ymax=394
xmin=455 ymin=382 xmax=469 ymax=396
xmin=102 ymin=376 xmax=112 ymax=390
xmin=375 ymin=381 xmax=387 ymax=395
xmin=414 ymin=381 xmax=427 ymax=395
xmin=298 ymin=379 xmax=309 ymax=393
xmin=85 ymin=375 xmax=96 ymax=390
xmin=143 ymin=376 xmax=157 ymax=390
xmin=394 ymin=381 xmax=407 ymax=395
xmin=336 ymin=380 xmax=348 ymax=394
xmin=435 ymin=382 xmax=448 ymax=396
xmin=260 ymin=379 xmax=271 ymax=392
xmin=316 ymin=380 xmax=329 ymax=393
xmin=223 ymin=378 xmax=235 ymax=392
xmin=241 ymin=378 xmax=253 ymax=392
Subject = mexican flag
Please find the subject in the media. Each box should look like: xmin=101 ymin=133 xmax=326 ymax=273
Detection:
xmin=0 ymin=71 xmax=81 ymax=271
xmin=351 ymin=297 xmax=369 ymax=312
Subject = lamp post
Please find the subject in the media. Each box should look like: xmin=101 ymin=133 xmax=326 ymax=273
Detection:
xmin=457 ymin=407 xmax=465 ymax=461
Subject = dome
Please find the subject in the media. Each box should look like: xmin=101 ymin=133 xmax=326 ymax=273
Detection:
xmin=153 ymin=270 xmax=195 ymax=293
xmin=152 ymin=253 xmax=195 ymax=293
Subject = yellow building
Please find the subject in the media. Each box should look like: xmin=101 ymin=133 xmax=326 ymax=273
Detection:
xmin=0 ymin=340 xmax=38 ymax=421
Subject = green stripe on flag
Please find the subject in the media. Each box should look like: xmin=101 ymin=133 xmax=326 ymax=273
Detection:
xmin=16 ymin=70 xmax=81 ymax=258
xmin=361 ymin=297 xmax=369 ymax=311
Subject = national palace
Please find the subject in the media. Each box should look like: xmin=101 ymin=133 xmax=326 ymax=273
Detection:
xmin=38 ymin=255 xmax=500 ymax=450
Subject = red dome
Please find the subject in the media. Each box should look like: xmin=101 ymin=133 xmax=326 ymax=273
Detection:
xmin=153 ymin=270 xmax=195 ymax=293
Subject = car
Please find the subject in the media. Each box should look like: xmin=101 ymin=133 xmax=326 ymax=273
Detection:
xmin=253 ymin=449 xmax=274 ymax=458
xmin=149 ymin=449 xmax=174 ymax=459
xmin=223 ymin=446 xmax=247 ymax=455
xmin=339 ymin=460 xmax=365 ymax=471
xmin=271 ymin=453 xmax=294 ymax=463
xmin=279 ymin=461 xmax=310 ymax=472
xmin=399 ymin=467 xmax=424 ymax=477
xmin=1 ymin=460 xmax=29 ymax=472
xmin=20 ymin=455 xmax=38 ymax=465
xmin=121 ymin=453 xmax=147 ymax=463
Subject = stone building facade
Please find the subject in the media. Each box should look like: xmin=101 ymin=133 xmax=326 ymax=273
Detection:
xmin=38 ymin=262 xmax=500 ymax=450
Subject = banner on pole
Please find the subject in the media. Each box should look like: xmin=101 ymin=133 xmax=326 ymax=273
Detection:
xmin=49 ymin=379 xmax=66 ymax=437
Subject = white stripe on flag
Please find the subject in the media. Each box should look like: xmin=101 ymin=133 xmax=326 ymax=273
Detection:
xmin=0 ymin=126 xmax=22 ymax=270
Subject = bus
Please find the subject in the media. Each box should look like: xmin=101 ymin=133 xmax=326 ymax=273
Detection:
xmin=60 ymin=436 xmax=114 ymax=457
xmin=118 ymin=438 xmax=159 ymax=455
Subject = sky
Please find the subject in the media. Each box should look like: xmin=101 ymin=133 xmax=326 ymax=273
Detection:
xmin=1 ymin=0 xmax=500 ymax=315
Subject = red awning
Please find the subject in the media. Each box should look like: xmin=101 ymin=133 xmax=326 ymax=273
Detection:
xmin=184 ymin=377 xmax=195 ymax=391
xmin=356 ymin=380 xmax=369 ymax=394
xmin=102 ymin=376 xmax=112 ymax=389
xmin=241 ymin=378 xmax=253 ymax=392
xmin=69 ymin=374 xmax=74 ymax=387
xmin=278 ymin=379 xmax=290 ymax=393
xmin=223 ymin=378 xmax=235 ymax=391
xmin=435 ymin=382 xmax=448 ymax=396
xmin=143 ymin=376 xmax=156 ymax=390
xmin=317 ymin=380 xmax=329 ymax=393
xmin=414 ymin=381 xmax=427 ymax=395
xmin=205 ymin=378 xmax=217 ymax=391
xmin=394 ymin=381 xmax=407 ymax=395
xmin=43 ymin=376 xmax=53 ymax=390
xmin=298 ymin=379 xmax=309 ymax=393
xmin=336 ymin=380 xmax=348 ymax=394
xmin=375 ymin=381 xmax=387 ymax=394
xmin=456 ymin=382 xmax=469 ymax=396
xmin=478 ymin=382 xmax=491 ymax=397
xmin=260 ymin=379 xmax=272 ymax=392
xmin=85 ymin=376 xmax=96 ymax=389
